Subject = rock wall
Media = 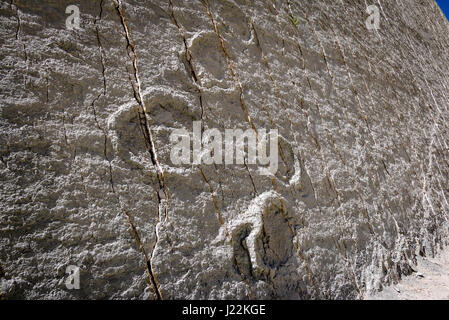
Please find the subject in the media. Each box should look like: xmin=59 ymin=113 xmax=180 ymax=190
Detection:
xmin=0 ymin=0 xmax=448 ymax=299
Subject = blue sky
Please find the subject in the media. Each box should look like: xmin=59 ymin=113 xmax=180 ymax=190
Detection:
xmin=435 ymin=0 xmax=449 ymax=21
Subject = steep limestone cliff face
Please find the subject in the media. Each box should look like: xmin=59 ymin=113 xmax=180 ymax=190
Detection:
xmin=0 ymin=0 xmax=448 ymax=299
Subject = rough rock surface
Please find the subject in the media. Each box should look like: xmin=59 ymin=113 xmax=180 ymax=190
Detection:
xmin=0 ymin=0 xmax=448 ymax=299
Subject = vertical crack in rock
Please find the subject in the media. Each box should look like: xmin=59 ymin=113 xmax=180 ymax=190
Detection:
xmin=205 ymin=2 xmax=291 ymax=188
xmin=201 ymin=0 xmax=258 ymax=135
xmin=95 ymin=0 xmax=107 ymax=95
xmin=283 ymin=3 xmax=329 ymax=161
xmin=246 ymin=18 xmax=291 ymax=172
xmin=285 ymin=2 xmax=325 ymax=150
xmin=61 ymin=113 xmax=70 ymax=148
xmin=115 ymin=0 xmax=170 ymax=211
xmin=199 ymin=168 xmax=225 ymax=226
xmin=124 ymin=209 xmax=162 ymax=300
xmin=45 ymin=75 xmax=49 ymax=103
xmin=244 ymin=158 xmax=258 ymax=196
xmin=168 ymin=0 xmax=205 ymax=131
xmin=10 ymin=0 xmax=28 ymax=71
xmin=199 ymin=167 xmax=254 ymax=299
xmin=114 ymin=0 xmax=165 ymax=300
xmin=110 ymin=171 xmax=163 ymax=300
xmin=91 ymin=0 xmax=109 ymax=166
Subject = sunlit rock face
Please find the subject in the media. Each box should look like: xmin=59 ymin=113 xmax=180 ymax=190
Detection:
xmin=0 ymin=0 xmax=448 ymax=299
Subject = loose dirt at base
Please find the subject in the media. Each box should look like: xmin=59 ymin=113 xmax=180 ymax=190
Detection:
xmin=368 ymin=247 xmax=449 ymax=300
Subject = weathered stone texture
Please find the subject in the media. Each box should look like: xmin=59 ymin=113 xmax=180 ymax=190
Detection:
xmin=0 ymin=0 xmax=448 ymax=299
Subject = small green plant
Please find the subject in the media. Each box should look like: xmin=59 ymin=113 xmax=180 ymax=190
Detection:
xmin=291 ymin=16 xmax=299 ymax=26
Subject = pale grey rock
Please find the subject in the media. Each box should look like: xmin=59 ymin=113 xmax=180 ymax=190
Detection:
xmin=0 ymin=0 xmax=448 ymax=299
